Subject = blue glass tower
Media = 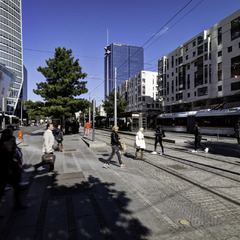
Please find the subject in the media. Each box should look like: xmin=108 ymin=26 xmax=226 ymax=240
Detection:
xmin=104 ymin=43 xmax=144 ymax=98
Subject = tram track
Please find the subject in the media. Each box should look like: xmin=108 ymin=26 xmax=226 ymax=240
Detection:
xmin=94 ymin=129 xmax=240 ymax=207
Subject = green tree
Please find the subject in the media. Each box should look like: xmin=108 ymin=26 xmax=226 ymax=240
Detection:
xmin=33 ymin=47 xmax=90 ymax=119
xmin=102 ymin=90 xmax=128 ymax=117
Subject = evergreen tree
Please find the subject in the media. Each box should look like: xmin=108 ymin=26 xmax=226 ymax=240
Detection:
xmin=33 ymin=47 xmax=90 ymax=118
xmin=102 ymin=90 xmax=128 ymax=117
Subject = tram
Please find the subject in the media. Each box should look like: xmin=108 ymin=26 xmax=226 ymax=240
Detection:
xmin=0 ymin=113 xmax=20 ymax=130
xmin=157 ymin=107 xmax=240 ymax=136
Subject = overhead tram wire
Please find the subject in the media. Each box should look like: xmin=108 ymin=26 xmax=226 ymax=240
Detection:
xmin=115 ymin=0 xmax=196 ymax=80
xmin=23 ymin=48 xmax=103 ymax=60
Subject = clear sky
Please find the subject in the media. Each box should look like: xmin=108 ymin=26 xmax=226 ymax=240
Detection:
xmin=22 ymin=0 xmax=240 ymax=106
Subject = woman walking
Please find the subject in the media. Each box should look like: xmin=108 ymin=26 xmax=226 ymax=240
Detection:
xmin=103 ymin=126 xmax=126 ymax=168
xmin=192 ymin=122 xmax=209 ymax=153
xmin=134 ymin=128 xmax=146 ymax=160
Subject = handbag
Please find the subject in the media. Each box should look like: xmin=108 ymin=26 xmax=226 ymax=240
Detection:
xmin=42 ymin=154 xmax=56 ymax=164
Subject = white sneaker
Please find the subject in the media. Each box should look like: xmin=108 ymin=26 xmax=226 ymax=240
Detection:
xmin=151 ymin=151 xmax=157 ymax=155
xmin=192 ymin=150 xmax=197 ymax=153
xmin=103 ymin=164 xmax=110 ymax=169
xmin=204 ymin=148 xmax=209 ymax=153
xmin=160 ymin=152 xmax=164 ymax=155
xmin=120 ymin=164 xmax=126 ymax=168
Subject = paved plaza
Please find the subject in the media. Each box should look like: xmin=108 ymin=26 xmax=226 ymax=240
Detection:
xmin=0 ymin=126 xmax=240 ymax=240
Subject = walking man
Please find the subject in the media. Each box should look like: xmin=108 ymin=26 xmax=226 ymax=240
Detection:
xmin=34 ymin=123 xmax=56 ymax=172
xmin=192 ymin=122 xmax=209 ymax=153
xmin=151 ymin=125 xmax=165 ymax=155
xmin=103 ymin=126 xmax=126 ymax=168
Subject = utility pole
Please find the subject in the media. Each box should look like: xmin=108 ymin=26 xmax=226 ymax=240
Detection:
xmin=114 ymin=67 xmax=117 ymax=126
xmin=89 ymin=93 xmax=91 ymax=123
xmin=92 ymin=99 xmax=96 ymax=142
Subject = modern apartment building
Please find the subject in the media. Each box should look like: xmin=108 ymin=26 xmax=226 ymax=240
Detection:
xmin=119 ymin=70 xmax=159 ymax=113
xmin=158 ymin=9 xmax=240 ymax=113
xmin=0 ymin=0 xmax=23 ymax=114
xmin=104 ymin=43 xmax=144 ymax=98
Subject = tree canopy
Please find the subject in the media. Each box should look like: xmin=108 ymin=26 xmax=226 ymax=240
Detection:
xmin=29 ymin=47 xmax=90 ymax=118
xmin=102 ymin=90 xmax=128 ymax=117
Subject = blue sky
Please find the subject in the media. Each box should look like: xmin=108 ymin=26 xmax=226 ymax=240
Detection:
xmin=22 ymin=0 xmax=240 ymax=106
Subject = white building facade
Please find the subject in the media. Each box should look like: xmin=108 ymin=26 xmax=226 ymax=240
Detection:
xmin=119 ymin=70 xmax=159 ymax=113
xmin=158 ymin=9 xmax=240 ymax=112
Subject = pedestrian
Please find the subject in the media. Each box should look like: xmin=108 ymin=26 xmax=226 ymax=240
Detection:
xmin=53 ymin=125 xmax=63 ymax=152
xmin=151 ymin=125 xmax=165 ymax=155
xmin=103 ymin=126 xmax=126 ymax=168
xmin=34 ymin=123 xmax=56 ymax=172
xmin=235 ymin=119 xmax=240 ymax=144
xmin=192 ymin=122 xmax=209 ymax=153
xmin=134 ymin=128 xmax=146 ymax=160
xmin=0 ymin=131 xmax=24 ymax=209
xmin=85 ymin=121 xmax=91 ymax=136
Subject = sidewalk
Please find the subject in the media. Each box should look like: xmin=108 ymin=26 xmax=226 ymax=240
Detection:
xmin=0 ymin=127 xmax=240 ymax=239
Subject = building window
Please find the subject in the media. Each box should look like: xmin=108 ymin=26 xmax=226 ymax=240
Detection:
xmin=185 ymin=45 xmax=188 ymax=52
xmin=231 ymin=82 xmax=240 ymax=91
xmin=193 ymin=40 xmax=196 ymax=47
xmin=218 ymin=51 xmax=222 ymax=57
xmin=209 ymin=64 xmax=212 ymax=83
xmin=198 ymin=45 xmax=203 ymax=55
xmin=231 ymin=55 xmax=240 ymax=77
xmin=187 ymin=74 xmax=190 ymax=89
xmin=231 ymin=16 xmax=240 ymax=40
xmin=218 ymin=85 xmax=222 ymax=91
xmin=186 ymin=55 xmax=188 ymax=60
xmin=176 ymin=92 xmax=183 ymax=100
xmin=187 ymin=64 xmax=190 ymax=70
xmin=204 ymin=54 xmax=208 ymax=61
xmin=204 ymin=42 xmax=208 ymax=52
xmin=2 ymin=87 xmax=5 ymax=94
xmin=228 ymin=46 xmax=232 ymax=52
xmin=218 ymin=27 xmax=222 ymax=45
xmin=178 ymin=57 xmax=183 ymax=65
xmin=171 ymin=56 xmax=174 ymax=68
xmin=198 ymin=36 xmax=203 ymax=45
xmin=193 ymin=51 xmax=196 ymax=57
xmin=172 ymin=72 xmax=174 ymax=76
xmin=171 ymin=80 xmax=174 ymax=93
xmin=194 ymin=91 xmax=196 ymax=96
xmin=188 ymin=93 xmax=190 ymax=98
xmin=218 ymin=62 xmax=222 ymax=81
xmin=198 ymin=87 xmax=208 ymax=96
xmin=204 ymin=65 xmax=208 ymax=83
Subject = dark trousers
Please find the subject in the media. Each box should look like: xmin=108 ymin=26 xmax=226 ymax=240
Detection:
xmin=107 ymin=145 xmax=122 ymax=165
xmin=194 ymin=137 xmax=205 ymax=151
xmin=35 ymin=153 xmax=54 ymax=171
xmin=154 ymin=139 xmax=164 ymax=152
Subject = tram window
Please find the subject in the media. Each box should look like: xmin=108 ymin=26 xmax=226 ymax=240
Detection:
xmin=175 ymin=118 xmax=187 ymax=125
xmin=214 ymin=116 xmax=225 ymax=127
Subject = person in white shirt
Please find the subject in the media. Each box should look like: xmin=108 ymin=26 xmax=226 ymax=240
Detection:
xmin=34 ymin=123 xmax=56 ymax=172
xmin=134 ymin=128 xmax=146 ymax=160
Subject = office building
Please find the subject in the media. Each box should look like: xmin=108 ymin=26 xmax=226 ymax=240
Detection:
xmin=158 ymin=9 xmax=240 ymax=112
xmin=0 ymin=0 xmax=23 ymax=114
xmin=104 ymin=43 xmax=144 ymax=98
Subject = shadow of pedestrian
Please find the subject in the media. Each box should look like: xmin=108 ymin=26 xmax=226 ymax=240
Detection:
xmin=0 ymin=171 xmax=151 ymax=240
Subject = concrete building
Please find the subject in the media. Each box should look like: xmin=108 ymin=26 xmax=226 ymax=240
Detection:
xmin=0 ymin=63 xmax=16 ymax=111
xmin=0 ymin=0 xmax=23 ymax=114
xmin=104 ymin=43 xmax=144 ymax=98
xmin=158 ymin=9 xmax=240 ymax=113
xmin=119 ymin=71 xmax=158 ymax=128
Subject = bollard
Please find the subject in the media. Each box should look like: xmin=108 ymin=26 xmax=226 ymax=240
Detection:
xmin=19 ymin=130 xmax=23 ymax=140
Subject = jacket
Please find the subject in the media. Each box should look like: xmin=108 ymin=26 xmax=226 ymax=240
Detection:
xmin=42 ymin=129 xmax=55 ymax=153
xmin=155 ymin=127 xmax=165 ymax=140
xmin=134 ymin=131 xmax=146 ymax=149
xmin=110 ymin=131 xmax=120 ymax=146
xmin=194 ymin=126 xmax=201 ymax=139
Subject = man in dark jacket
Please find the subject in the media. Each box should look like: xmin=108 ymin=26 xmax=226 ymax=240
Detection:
xmin=151 ymin=125 xmax=165 ymax=155
xmin=192 ymin=122 xmax=208 ymax=153
xmin=103 ymin=126 xmax=126 ymax=168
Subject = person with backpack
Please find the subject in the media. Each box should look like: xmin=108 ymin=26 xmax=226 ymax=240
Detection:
xmin=53 ymin=125 xmax=63 ymax=152
xmin=151 ymin=125 xmax=165 ymax=155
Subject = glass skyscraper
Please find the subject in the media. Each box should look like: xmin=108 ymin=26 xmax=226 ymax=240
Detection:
xmin=104 ymin=43 xmax=144 ymax=97
xmin=0 ymin=0 xmax=23 ymax=114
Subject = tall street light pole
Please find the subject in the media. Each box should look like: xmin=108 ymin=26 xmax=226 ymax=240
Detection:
xmin=114 ymin=67 xmax=117 ymax=126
